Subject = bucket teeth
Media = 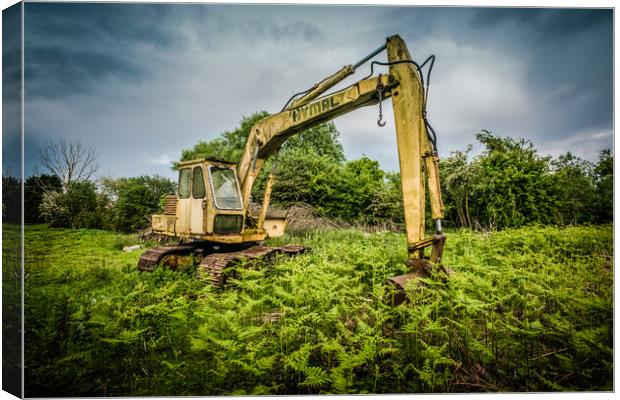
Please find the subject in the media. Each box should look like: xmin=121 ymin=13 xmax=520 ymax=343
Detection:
xmin=386 ymin=260 xmax=453 ymax=306
xmin=386 ymin=272 xmax=425 ymax=306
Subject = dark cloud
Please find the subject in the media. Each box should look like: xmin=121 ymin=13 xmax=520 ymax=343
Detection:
xmin=23 ymin=3 xmax=186 ymax=99
xmin=22 ymin=3 xmax=327 ymax=99
xmin=536 ymin=9 xmax=610 ymax=37
xmin=17 ymin=4 xmax=614 ymax=178
xmin=3 ymin=3 xmax=22 ymax=179
xmin=471 ymin=8 xmax=611 ymax=37
xmin=25 ymin=3 xmax=180 ymax=48
xmin=3 ymin=3 xmax=21 ymax=104
xmin=524 ymin=12 xmax=613 ymax=139
xmin=25 ymin=46 xmax=143 ymax=99
xmin=471 ymin=8 xmax=542 ymax=27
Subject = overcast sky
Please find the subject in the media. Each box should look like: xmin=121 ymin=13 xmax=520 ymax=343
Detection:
xmin=16 ymin=3 xmax=613 ymax=180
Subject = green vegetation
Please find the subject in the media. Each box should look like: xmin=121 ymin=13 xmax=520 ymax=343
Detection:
xmin=3 ymin=224 xmax=22 ymax=395
xmin=25 ymin=174 xmax=62 ymax=224
xmin=15 ymin=113 xmax=614 ymax=395
xmin=177 ymin=113 xmax=613 ymax=229
xmin=16 ymin=113 xmax=612 ymax=232
xmin=99 ymin=175 xmax=177 ymax=232
xmin=24 ymin=224 xmax=613 ymax=396
xmin=440 ymin=132 xmax=613 ymax=229
xmin=39 ymin=180 xmax=104 ymax=229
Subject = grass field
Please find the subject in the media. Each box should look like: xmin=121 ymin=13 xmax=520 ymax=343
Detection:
xmin=21 ymin=224 xmax=613 ymax=396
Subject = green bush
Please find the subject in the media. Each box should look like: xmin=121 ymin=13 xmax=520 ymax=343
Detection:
xmin=2 ymin=176 xmax=20 ymax=224
xmin=593 ymin=149 xmax=613 ymax=223
xmin=440 ymin=132 xmax=613 ymax=229
xmin=38 ymin=181 xmax=104 ymax=229
xmin=271 ymin=148 xmax=345 ymax=214
xmin=101 ymin=175 xmax=176 ymax=233
xmin=550 ymin=153 xmax=596 ymax=225
xmin=25 ymin=174 xmax=63 ymax=223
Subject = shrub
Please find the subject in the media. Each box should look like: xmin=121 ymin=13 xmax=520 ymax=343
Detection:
xmin=2 ymin=176 xmax=20 ymax=224
xmin=25 ymin=174 xmax=62 ymax=223
xmin=39 ymin=181 xmax=103 ymax=229
xmin=101 ymin=175 xmax=176 ymax=233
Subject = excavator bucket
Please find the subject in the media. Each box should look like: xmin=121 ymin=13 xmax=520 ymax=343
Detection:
xmin=385 ymin=234 xmax=453 ymax=306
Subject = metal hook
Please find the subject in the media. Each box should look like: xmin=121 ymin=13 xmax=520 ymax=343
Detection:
xmin=376 ymin=78 xmax=386 ymax=127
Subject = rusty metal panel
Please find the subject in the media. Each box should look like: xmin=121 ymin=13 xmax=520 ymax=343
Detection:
xmin=163 ymin=194 xmax=177 ymax=215
xmin=263 ymin=218 xmax=287 ymax=238
xmin=152 ymin=214 xmax=176 ymax=234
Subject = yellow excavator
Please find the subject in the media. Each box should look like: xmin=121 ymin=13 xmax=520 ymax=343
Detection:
xmin=138 ymin=35 xmax=449 ymax=303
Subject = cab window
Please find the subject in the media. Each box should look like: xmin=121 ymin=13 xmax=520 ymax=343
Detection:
xmin=178 ymin=168 xmax=191 ymax=199
xmin=192 ymin=167 xmax=205 ymax=198
xmin=209 ymin=166 xmax=242 ymax=210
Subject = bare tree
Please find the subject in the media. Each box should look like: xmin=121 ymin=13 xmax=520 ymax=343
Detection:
xmin=38 ymin=138 xmax=99 ymax=189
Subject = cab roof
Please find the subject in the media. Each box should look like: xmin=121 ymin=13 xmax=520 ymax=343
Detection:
xmin=177 ymin=158 xmax=237 ymax=167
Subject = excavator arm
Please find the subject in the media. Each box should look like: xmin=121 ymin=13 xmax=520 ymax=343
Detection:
xmin=237 ymin=73 xmax=395 ymax=205
xmin=238 ymin=34 xmax=446 ymax=266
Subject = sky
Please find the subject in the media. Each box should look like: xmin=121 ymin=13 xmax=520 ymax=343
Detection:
xmin=6 ymin=3 xmax=614 ymax=180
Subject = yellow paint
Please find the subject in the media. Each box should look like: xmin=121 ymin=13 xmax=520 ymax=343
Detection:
xmin=263 ymin=218 xmax=287 ymax=238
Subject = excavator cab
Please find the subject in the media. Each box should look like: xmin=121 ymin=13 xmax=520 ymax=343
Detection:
xmin=143 ymin=157 xmax=300 ymax=282
xmin=151 ymin=158 xmax=286 ymax=243
xmin=154 ymin=159 xmax=243 ymax=238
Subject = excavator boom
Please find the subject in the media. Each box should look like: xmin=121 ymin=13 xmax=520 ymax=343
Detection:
xmin=237 ymin=74 xmax=395 ymax=208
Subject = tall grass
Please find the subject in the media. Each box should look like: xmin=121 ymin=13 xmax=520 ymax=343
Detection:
xmin=23 ymin=224 xmax=613 ymax=396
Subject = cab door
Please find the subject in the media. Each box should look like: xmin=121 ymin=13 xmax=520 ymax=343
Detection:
xmin=176 ymin=168 xmax=192 ymax=234
xmin=190 ymin=166 xmax=206 ymax=234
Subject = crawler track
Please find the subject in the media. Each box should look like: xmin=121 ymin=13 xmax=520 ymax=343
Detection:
xmin=198 ymin=244 xmax=307 ymax=288
xmin=137 ymin=242 xmax=307 ymax=288
xmin=137 ymin=243 xmax=202 ymax=272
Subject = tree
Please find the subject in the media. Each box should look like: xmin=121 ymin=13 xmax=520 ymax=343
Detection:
xmin=270 ymin=147 xmax=345 ymax=215
xmin=39 ymin=181 xmax=103 ymax=229
xmin=593 ymin=149 xmax=613 ymax=223
xmin=101 ymin=175 xmax=176 ymax=232
xmin=381 ymin=171 xmax=405 ymax=223
xmin=470 ymin=131 xmax=557 ymax=228
xmin=440 ymin=147 xmax=477 ymax=228
xmin=2 ymin=176 xmax=20 ymax=224
xmin=340 ymin=156 xmax=386 ymax=221
xmin=25 ymin=174 xmax=62 ymax=223
xmin=176 ymin=112 xmax=270 ymax=168
xmin=550 ymin=153 xmax=596 ymax=225
xmin=38 ymin=138 xmax=99 ymax=190
xmin=280 ymin=122 xmax=345 ymax=163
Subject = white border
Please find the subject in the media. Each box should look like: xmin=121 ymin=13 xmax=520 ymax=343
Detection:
xmin=0 ymin=1 xmax=615 ymax=400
